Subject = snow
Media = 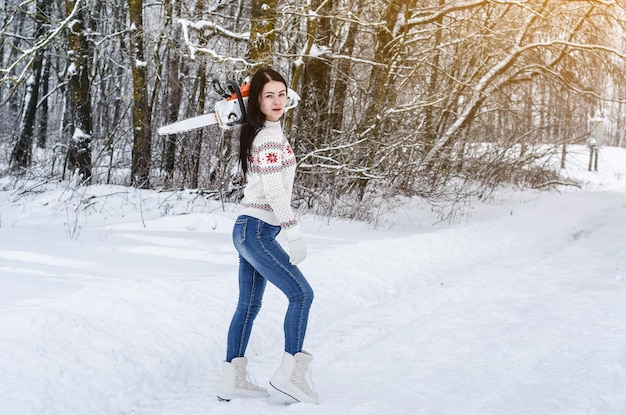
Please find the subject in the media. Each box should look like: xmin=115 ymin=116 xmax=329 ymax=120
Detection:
xmin=1 ymin=145 xmax=625 ymax=414
xmin=72 ymin=127 xmax=91 ymax=141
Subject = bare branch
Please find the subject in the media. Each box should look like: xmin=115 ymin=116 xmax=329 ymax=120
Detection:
xmin=1 ymin=0 xmax=85 ymax=86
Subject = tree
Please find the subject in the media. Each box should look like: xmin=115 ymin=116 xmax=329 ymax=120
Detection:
xmin=161 ymin=0 xmax=184 ymax=186
xmin=10 ymin=0 xmax=52 ymax=170
xmin=129 ymin=0 xmax=152 ymax=187
xmin=65 ymin=0 xmax=93 ymax=182
xmin=249 ymin=0 xmax=277 ymax=65
xmin=292 ymin=0 xmax=333 ymax=147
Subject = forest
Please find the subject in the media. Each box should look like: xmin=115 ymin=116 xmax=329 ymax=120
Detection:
xmin=2 ymin=0 xmax=626 ymax=219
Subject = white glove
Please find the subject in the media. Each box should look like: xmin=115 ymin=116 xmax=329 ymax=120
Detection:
xmin=283 ymin=226 xmax=307 ymax=265
xmin=288 ymin=238 xmax=307 ymax=265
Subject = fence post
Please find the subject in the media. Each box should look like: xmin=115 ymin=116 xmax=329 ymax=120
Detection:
xmin=588 ymin=118 xmax=604 ymax=172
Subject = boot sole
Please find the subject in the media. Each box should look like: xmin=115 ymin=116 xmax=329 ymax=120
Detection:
xmin=217 ymin=392 xmax=269 ymax=402
xmin=270 ymin=380 xmax=300 ymax=402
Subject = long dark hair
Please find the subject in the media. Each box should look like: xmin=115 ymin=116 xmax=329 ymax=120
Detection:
xmin=238 ymin=68 xmax=288 ymax=175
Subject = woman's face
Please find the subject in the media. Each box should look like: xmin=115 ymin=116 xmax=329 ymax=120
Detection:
xmin=259 ymin=80 xmax=287 ymax=122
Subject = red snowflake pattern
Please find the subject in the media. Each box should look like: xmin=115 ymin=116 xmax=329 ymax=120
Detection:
xmin=265 ymin=152 xmax=279 ymax=163
xmin=285 ymin=144 xmax=293 ymax=155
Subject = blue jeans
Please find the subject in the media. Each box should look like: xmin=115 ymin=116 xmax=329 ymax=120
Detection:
xmin=226 ymin=215 xmax=314 ymax=362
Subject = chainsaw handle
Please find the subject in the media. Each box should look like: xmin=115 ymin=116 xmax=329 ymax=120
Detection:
xmin=225 ymin=80 xmax=247 ymax=126
xmin=212 ymin=79 xmax=230 ymax=98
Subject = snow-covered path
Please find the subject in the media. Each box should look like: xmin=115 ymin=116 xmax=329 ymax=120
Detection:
xmin=1 ymin=147 xmax=625 ymax=414
xmin=306 ymin=191 xmax=626 ymax=415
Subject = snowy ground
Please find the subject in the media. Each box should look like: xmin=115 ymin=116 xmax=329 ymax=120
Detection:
xmin=1 ymin=145 xmax=625 ymax=415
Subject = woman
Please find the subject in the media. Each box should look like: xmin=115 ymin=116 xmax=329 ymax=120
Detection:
xmin=216 ymin=68 xmax=318 ymax=404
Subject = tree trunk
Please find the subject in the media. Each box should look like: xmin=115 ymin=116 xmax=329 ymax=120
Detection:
xmin=11 ymin=0 xmax=52 ymax=170
xmin=66 ymin=0 xmax=93 ymax=183
xmin=162 ymin=0 xmax=183 ymax=184
xmin=249 ymin=0 xmax=277 ymax=65
xmin=329 ymin=10 xmax=358 ymax=134
xmin=296 ymin=0 xmax=333 ymax=149
xmin=37 ymin=56 xmax=51 ymax=149
xmin=129 ymin=0 xmax=152 ymax=188
xmin=190 ymin=61 xmax=207 ymax=189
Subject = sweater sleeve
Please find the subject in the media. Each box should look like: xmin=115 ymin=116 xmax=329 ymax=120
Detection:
xmin=252 ymin=130 xmax=298 ymax=230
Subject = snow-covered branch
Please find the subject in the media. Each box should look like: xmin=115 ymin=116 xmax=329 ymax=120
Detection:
xmin=178 ymin=18 xmax=250 ymax=41
xmin=177 ymin=18 xmax=250 ymax=61
xmin=1 ymin=0 xmax=85 ymax=85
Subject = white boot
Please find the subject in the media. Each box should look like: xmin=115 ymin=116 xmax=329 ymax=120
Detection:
xmin=270 ymin=351 xmax=319 ymax=404
xmin=216 ymin=357 xmax=269 ymax=401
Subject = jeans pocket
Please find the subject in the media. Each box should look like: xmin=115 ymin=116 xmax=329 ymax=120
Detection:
xmin=233 ymin=217 xmax=248 ymax=245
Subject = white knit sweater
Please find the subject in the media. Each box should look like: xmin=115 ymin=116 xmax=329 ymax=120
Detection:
xmin=240 ymin=120 xmax=301 ymax=239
